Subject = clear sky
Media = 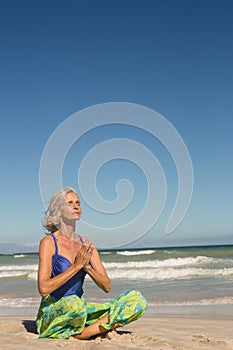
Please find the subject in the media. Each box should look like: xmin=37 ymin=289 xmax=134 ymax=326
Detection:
xmin=0 ymin=0 xmax=232 ymax=248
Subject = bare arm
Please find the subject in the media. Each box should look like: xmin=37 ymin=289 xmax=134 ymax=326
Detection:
xmin=83 ymin=247 xmax=111 ymax=293
xmin=37 ymin=236 xmax=93 ymax=297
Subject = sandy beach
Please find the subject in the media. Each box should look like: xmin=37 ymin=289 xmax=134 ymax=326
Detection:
xmin=0 ymin=315 xmax=233 ymax=350
xmin=1 ymin=247 xmax=233 ymax=349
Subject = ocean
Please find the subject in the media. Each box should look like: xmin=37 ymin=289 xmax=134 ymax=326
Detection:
xmin=1 ymin=245 xmax=233 ymax=319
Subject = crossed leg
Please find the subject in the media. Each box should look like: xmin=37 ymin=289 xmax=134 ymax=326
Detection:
xmin=73 ymin=313 xmax=119 ymax=340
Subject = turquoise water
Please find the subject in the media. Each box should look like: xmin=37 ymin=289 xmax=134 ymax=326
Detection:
xmin=0 ymin=245 xmax=233 ymax=318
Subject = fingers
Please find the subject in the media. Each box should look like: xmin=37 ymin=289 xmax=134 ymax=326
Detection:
xmin=74 ymin=244 xmax=93 ymax=268
xmin=82 ymin=236 xmax=93 ymax=247
xmin=80 ymin=243 xmax=93 ymax=256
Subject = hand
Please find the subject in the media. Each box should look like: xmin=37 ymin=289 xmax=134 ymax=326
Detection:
xmin=81 ymin=236 xmax=93 ymax=246
xmin=83 ymin=262 xmax=92 ymax=273
xmin=73 ymin=244 xmax=93 ymax=270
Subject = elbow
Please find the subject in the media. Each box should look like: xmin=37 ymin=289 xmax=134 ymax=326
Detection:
xmin=39 ymin=288 xmax=49 ymax=297
xmin=38 ymin=284 xmax=50 ymax=297
xmin=104 ymin=280 xmax=112 ymax=293
xmin=39 ymin=290 xmax=49 ymax=297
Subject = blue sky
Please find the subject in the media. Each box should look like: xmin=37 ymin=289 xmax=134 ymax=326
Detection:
xmin=0 ymin=0 xmax=232 ymax=248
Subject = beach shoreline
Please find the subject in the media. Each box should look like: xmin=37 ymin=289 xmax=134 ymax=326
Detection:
xmin=1 ymin=246 xmax=233 ymax=348
xmin=0 ymin=314 xmax=233 ymax=350
xmin=2 ymin=302 xmax=233 ymax=320
xmin=0 ymin=313 xmax=233 ymax=350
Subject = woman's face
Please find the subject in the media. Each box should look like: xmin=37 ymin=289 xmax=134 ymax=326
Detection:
xmin=59 ymin=192 xmax=82 ymax=222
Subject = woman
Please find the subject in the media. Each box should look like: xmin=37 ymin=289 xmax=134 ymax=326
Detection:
xmin=36 ymin=187 xmax=148 ymax=339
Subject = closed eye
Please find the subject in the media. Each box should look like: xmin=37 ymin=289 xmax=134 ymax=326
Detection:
xmin=67 ymin=201 xmax=80 ymax=206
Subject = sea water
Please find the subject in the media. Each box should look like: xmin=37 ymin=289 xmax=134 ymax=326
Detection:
xmin=1 ymin=245 xmax=233 ymax=318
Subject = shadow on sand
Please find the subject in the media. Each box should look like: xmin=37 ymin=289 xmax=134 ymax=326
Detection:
xmin=22 ymin=320 xmax=37 ymax=334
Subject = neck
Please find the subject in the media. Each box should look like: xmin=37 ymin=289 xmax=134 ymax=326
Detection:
xmin=59 ymin=219 xmax=76 ymax=239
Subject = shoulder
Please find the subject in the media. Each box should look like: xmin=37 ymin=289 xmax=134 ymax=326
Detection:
xmin=40 ymin=234 xmax=53 ymax=244
xmin=39 ymin=234 xmax=55 ymax=253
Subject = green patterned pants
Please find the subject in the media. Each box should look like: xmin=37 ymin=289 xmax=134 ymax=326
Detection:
xmin=36 ymin=290 xmax=148 ymax=338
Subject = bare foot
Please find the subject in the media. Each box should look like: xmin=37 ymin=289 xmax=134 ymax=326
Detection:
xmin=74 ymin=314 xmax=114 ymax=340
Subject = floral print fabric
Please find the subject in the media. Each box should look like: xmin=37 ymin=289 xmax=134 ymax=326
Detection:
xmin=36 ymin=290 xmax=148 ymax=338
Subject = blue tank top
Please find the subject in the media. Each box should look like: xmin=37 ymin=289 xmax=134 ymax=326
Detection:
xmin=50 ymin=233 xmax=86 ymax=299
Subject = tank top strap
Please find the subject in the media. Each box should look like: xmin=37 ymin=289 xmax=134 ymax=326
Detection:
xmin=51 ymin=232 xmax=58 ymax=255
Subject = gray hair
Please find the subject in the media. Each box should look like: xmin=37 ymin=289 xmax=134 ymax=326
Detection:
xmin=43 ymin=187 xmax=77 ymax=232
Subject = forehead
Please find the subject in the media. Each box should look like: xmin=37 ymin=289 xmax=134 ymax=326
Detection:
xmin=65 ymin=192 xmax=79 ymax=201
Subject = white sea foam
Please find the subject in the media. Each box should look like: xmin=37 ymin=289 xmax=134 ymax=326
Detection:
xmin=117 ymin=250 xmax=155 ymax=256
xmin=0 ymin=264 xmax=38 ymax=279
xmin=0 ymin=264 xmax=38 ymax=271
xmin=104 ymin=256 xmax=215 ymax=269
xmin=1 ymin=296 xmax=233 ymax=310
xmin=163 ymin=250 xmax=176 ymax=254
xmin=0 ymin=297 xmax=40 ymax=308
xmin=1 ymin=257 xmax=233 ymax=281
xmin=14 ymin=254 xmax=26 ymax=258
xmin=107 ymin=267 xmax=233 ymax=280
xmin=155 ymin=296 xmax=233 ymax=306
